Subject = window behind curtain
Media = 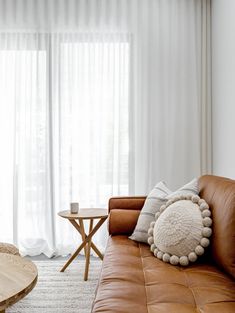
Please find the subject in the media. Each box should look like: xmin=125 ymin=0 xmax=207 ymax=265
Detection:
xmin=0 ymin=50 xmax=47 ymax=243
xmin=0 ymin=34 xmax=130 ymax=254
xmin=58 ymin=40 xmax=130 ymax=207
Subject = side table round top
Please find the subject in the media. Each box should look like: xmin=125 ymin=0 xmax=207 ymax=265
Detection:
xmin=0 ymin=253 xmax=38 ymax=311
xmin=58 ymin=208 xmax=108 ymax=220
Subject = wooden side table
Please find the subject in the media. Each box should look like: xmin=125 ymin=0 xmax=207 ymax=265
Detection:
xmin=0 ymin=253 xmax=37 ymax=313
xmin=58 ymin=208 xmax=108 ymax=281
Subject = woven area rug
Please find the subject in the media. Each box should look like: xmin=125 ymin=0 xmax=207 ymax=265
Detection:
xmin=8 ymin=259 xmax=102 ymax=313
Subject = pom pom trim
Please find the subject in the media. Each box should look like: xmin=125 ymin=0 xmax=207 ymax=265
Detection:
xmin=147 ymin=194 xmax=212 ymax=266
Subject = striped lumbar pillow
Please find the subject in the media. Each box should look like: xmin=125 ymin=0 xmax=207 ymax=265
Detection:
xmin=129 ymin=181 xmax=171 ymax=243
xmin=166 ymin=178 xmax=198 ymax=199
xmin=129 ymin=178 xmax=198 ymax=244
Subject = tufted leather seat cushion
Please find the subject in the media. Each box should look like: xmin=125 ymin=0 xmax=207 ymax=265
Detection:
xmin=92 ymin=236 xmax=235 ymax=313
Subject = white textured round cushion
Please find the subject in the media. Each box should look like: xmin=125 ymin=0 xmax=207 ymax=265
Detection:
xmin=148 ymin=194 xmax=212 ymax=266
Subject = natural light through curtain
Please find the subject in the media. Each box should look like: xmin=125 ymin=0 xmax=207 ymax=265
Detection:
xmin=0 ymin=33 xmax=130 ymax=256
xmin=0 ymin=49 xmax=47 ymax=246
xmin=55 ymin=36 xmax=130 ymax=255
xmin=58 ymin=39 xmax=129 ymax=205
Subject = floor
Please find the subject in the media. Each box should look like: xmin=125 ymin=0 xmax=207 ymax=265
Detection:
xmin=9 ymin=256 xmax=101 ymax=313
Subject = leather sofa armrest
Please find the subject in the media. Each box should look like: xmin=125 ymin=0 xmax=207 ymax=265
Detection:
xmin=108 ymin=196 xmax=146 ymax=235
xmin=109 ymin=196 xmax=146 ymax=212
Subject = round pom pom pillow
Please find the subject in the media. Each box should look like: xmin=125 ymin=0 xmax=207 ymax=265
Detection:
xmin=147 ymin=194 xmax=212 ymax=266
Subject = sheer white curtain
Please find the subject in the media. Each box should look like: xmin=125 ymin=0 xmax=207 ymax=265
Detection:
xmin=0 ymin=0 xmax=211 ymax=256
xmin=0 ymin=32 xmax=129 ymax=256
xmin=52 ymin=33 xmax=130 ymax=255
xmin=129 ymin=0 xmax=211 ymax=193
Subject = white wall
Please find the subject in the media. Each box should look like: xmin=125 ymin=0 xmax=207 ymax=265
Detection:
xmin=212 ymin=0 xmax=235 ymax=179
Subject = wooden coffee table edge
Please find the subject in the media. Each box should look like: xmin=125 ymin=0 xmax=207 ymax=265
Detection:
xmin=0 ymin=255 xmax=38 ymax=312
xmin=58 ymin=209 xmax=108 ymax=220
xmin=2 ymin=275 xmax=38 ymax=310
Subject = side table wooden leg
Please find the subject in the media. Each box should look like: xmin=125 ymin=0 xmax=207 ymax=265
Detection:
xmin=60 ymin=217 xmax=107 ymax=273
xmin=84 ymin=219 xmax=93 ymax=280
xmin=69 ymin=219 xmax=104 ymax=260
xmin=79 ymin=218 xmax=87 ymax=258
xmin=90 ymin=242 xmax=104 ymax=260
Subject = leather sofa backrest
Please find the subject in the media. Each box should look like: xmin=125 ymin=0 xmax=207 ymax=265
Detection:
xmin=199 ymin=175 xmax=235 ymax=278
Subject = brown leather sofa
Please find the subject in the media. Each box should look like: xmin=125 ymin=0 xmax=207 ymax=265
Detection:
xmin=92 ymin=175 xmax=235 ymax=313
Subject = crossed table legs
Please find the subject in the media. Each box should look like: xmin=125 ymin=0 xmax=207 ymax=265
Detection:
xmin=60 ymin=216 xmax=107 ymax=281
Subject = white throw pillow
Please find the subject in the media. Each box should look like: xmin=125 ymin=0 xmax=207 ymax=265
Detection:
xmin=148 ymin=194 xmax=212 ymax=266
xmin=129 ymin=178 xmax=198 ymax=243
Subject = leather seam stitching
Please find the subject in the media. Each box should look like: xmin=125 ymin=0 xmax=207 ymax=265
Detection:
xmin=184 ymin=272 xmax=200 ymax=312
